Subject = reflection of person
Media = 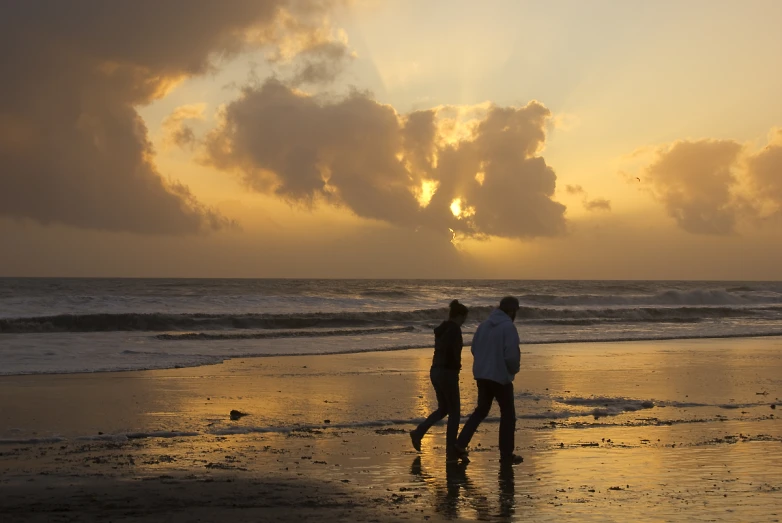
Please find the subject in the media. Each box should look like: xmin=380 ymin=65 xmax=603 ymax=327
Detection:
xmin=409 ymin=456 xmax=514 ymax=520
xmin=498 ymin=463 xmax=516 ymax=518
xmin=455 ymin=296 xmax=524 ymax=465
xmin=409 ymin=457 xmax=474 ymax=518
xmin=410 ymin=300 xmax=469 ymax=459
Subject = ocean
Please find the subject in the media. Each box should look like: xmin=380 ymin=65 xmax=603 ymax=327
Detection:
xmin=1 ymin=278 xmax=782 ymax=376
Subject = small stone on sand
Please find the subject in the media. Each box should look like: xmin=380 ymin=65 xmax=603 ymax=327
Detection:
xmin=229 ymin=410 xmax=249 ymax=420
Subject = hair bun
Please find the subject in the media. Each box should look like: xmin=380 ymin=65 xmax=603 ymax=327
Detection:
xmin=447 ymin=299 xmax=469 ymax=318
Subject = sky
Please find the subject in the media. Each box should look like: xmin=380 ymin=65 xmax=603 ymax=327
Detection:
xmin=1 ymin=0 xmax=782 ymax=279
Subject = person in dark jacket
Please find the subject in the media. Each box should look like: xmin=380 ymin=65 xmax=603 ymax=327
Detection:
xmin=410 ymin=300 xmax=469 ymax=458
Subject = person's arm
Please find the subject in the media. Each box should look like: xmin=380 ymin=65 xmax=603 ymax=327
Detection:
xmin=470 ymin=323 xmax=484 ymax=356
xmin=442 ymin=325 xmax=461 ymax=368
xmin=503 ymin=325 xmax=521 ymax=375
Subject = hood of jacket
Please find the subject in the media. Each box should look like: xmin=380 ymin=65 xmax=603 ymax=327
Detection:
xmin=487 ymin=309 xmax=513 ymax=326
xmin=470 ymin=308 xmax=520 ymax=384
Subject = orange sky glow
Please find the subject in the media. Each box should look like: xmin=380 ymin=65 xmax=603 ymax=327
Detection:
xmin=1 ymin=0 xmax=781 ymax=279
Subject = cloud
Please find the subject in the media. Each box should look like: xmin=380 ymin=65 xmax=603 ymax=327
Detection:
xmin=427 ymin=103 xmax=567 ymax=238
xmin=289 ymin=41 xmax=355 ymax=86
xmin=642 ymin=139 xmax=744 ymax=234
xmin=162 ymin=104 xmax=207 ymax=150
xmin=633 ymin=130 xmax=782 ymax=233
xmin=205 ymin=80 xmax=422 ymax=224
xmin=746 ymin=128 xmax=782 ymax=217
xmin=0 ymin=1 xmax=345 ymax=234
xmin=203 ymin=79 xmax=568 ymax=239
xmin=583 ymin=198 xmax=612 ymax=212
xmin=563 ymin=184 xmax=611 ymax=212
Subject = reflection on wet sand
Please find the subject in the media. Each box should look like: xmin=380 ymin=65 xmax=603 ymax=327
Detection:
xmin=410 ymin=455 xmax=516 ymax=520
xmin=0 ymin=338 xmax=780 ymax=521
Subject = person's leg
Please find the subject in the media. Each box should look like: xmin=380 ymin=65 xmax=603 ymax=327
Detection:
xmin=455 ymin=379 xmax=495 ymax=449
xmin=412 ymin=368 xmax=448 ymax=444
xmin=440 ymin=369 xmax=461 ymax=448
xmin=494 ymin=381 xmax=517 ymax=458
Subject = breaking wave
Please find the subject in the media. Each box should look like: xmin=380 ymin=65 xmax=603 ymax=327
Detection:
xmin=3 ymin=303 xmax=780 ymax=333
xmin=518 ymin=288 xmax=782 ymax=307
xmin=155 ymin=326 xmax=416 ymax=341
xmin=0 ymin=309 xmax=458 ymax=333
xmin=3 ymin=279 xmax=781 ymax=376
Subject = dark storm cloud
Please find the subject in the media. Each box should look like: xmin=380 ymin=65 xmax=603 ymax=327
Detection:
xmin=0 ymin=0 xmax=343 ymax=233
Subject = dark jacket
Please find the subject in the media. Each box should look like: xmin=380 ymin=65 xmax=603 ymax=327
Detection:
xmin=431 ymin=320 xmax=463 ymax=371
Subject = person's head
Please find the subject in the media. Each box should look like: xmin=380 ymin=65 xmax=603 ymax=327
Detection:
xmin=498 ymin=296 xmax=520 ymax=321
xmin=448 ymin=299 xmax=469 ymax=325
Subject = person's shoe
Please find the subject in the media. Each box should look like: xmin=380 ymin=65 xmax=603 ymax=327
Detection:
xmin=450 ymin=444 xmax=469 ymax=459
xmin=410 ymin=430 xmax=422 ymax=452
xmin=446 ymin=447 xmax=470 ymax=463
xmin=499 ymin=454 xmax=524 ymax=465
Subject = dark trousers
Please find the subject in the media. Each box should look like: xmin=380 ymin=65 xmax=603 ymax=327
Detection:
xmin=414 ymin=367 xmax=461 ymax=447
xmin=457 ymin=379 xmax=516 ymax=457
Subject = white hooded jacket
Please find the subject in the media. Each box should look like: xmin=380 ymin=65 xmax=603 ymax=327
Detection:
xmin=471 ymin=309 xmax=521 ymax=385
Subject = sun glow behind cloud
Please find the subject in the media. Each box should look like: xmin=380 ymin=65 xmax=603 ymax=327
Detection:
xmin=449 ymin=197 xmax=476 ymax=219
xmin=416 ymin=179 xmax=439 ymax=207
xmin=449 ymin=198 xmax=462 ymax=217
xmin=4 ymin=0 xmax=782 ymax=278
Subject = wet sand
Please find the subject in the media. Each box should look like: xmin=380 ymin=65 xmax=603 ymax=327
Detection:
xmin=1 ymin=338 xmax=781 ymax=521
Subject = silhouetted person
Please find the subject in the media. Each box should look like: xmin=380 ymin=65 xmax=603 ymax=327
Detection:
xmin=410 ymin=300 xmax=469 ymax=459
xmin=455 ymin=296 xmax=523 ymax=465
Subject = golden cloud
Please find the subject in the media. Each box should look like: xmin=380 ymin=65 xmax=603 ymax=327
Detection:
xmin=203 ymin=79 xmax=568 ymax=239
xmin=637 ymin=130 xmax=782 ymax=234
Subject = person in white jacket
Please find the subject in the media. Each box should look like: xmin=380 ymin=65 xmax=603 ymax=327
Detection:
xmin=454 ymin=296 xmax=523 ymax=465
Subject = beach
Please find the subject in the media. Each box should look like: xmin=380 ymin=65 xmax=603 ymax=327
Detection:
xmin=1 ymin=337 xmax=781 ymax=522
xmin=4 ymin=0 xmax=782 ymax=518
